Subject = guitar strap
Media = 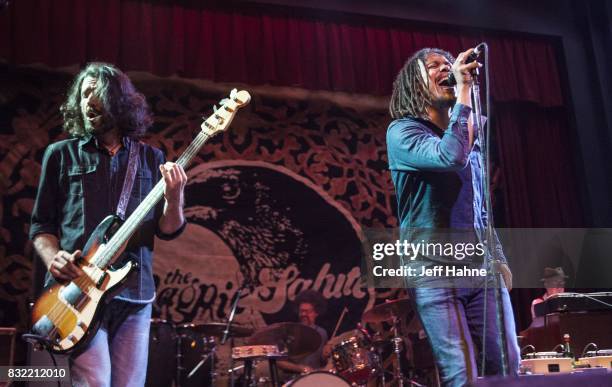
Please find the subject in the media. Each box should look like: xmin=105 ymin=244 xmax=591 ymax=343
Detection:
xmin=116 ymin=139 xmax=140 ymax=221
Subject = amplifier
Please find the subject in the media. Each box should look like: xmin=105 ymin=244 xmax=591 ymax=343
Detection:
xmin=0 ymin=328 xmax=16 ymax=387
xmin=0 ymin=327 xmax=16 ymax=367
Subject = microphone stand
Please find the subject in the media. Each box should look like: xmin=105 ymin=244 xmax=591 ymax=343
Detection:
xmin=471 ymin=53 xmax=510 ymax=377
xmin=222 ymin=284 xmax=244 ymax=345
xmin=224 ymin=283 xmax=246 ymax=387
xmin=184 ymin=283 xmax=246 ymax=387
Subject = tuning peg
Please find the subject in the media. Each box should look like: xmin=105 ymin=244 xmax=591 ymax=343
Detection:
xmin=230 ymin=88 xmax=237 ymax=99
xmin=213 ymin=105 xmax=219 ymax=113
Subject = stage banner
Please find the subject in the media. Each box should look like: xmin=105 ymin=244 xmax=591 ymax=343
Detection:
xmin=0 ymin=64 xmax=401 ymax=338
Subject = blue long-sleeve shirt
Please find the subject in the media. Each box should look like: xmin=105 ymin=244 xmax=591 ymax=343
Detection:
xmin=386 ymin=103 xmax=505 ymax=263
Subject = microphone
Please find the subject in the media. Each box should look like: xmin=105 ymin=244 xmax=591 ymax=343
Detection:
xmin=447 ymin=43 xmax=486 ymax=86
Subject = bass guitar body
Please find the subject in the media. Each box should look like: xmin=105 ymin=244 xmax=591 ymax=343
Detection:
xmin=31 ymin=215 xmax=136 ymax=354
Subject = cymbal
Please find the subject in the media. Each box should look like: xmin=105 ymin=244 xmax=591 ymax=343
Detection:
xmin=247 ymin=322 xmax=322 ymax=358
xmin=362 ymin=298 xmax=412 ymax=323
xmin=326 ymin=329 xmax=364 ymax=347
xmin=177 ymin=322 xmax=254 ymax=338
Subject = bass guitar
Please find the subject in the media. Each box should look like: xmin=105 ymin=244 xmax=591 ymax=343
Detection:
xmin=30 ymin=89 xmax=251 ymax=354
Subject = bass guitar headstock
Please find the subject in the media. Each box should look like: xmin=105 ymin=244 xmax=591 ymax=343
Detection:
xmin=201 ymin=89 xmax=251 ymax=137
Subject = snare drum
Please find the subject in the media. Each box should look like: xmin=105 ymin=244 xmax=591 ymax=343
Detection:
xmin=331 ymin=335 xmax=380 ymax=385
xmin=283 ymin=371 xmax=350 ymax=386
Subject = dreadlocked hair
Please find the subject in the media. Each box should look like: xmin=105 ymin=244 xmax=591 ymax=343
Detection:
xmin=389 ymin=48 xmax=455 ymax=120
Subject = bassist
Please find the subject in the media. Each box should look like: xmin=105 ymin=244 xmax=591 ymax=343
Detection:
xmin=30 ymin=63 xmax=187 ymax=386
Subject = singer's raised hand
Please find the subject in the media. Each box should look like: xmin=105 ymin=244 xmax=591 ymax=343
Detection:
xmin=451 ymin=48 xmax=482 ymax=107
xmin=452 ymin=48 xmax=482 ymax=88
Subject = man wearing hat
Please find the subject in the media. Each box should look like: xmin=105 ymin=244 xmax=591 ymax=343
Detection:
xmin=530 ymin=267 xmax=568 ymax=319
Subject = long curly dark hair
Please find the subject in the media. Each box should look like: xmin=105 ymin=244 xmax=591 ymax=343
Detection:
xmin=295 ymin=289 xmax=327 ymax=315
xmin=389 ymin=48 xmax=455 ymax=120
xmin=60 ymin=62 xmax=153 ymax=138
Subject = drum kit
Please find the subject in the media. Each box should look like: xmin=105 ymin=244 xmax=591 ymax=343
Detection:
xmin=146 ymin=319 xmax=255 ymax=387
xmin=146 ymin=298 xmax=428 ymax=387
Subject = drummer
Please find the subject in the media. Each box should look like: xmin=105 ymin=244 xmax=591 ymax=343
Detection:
xmin=277 ymin=290 xmax=329 ymax=375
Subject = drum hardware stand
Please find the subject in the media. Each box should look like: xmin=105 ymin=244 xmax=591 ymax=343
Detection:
xmin=176 ymin=331 xmax=183 ymax=387
xmin=185 ymin=336 xmax=217 ymax=384
xmin=223 ymin=284 xmax=245 ymax=344
xmin=232 ymin=352 xmax=283 ymax=387
xmin=225 ymin=282 xmax=246 ymax=387
xmin=390 ymin=315 xmax=405 ymax=387
xmin=239 ymin=358 xmax=281 ymax=387
xmin=376 ymin=344 xmax=386 ymax=387
xmin=388 ymin=314 xmax=425 ymax=387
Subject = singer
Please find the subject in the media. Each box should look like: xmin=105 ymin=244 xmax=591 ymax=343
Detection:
xmin=386 ymin=48 xmax=520 ymax=386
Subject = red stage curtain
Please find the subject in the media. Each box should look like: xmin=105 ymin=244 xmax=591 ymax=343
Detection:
xmin=1 ymin=1 xmax=563 ymax=106
xmin=495 ymin=104 xmax=584 ymax=228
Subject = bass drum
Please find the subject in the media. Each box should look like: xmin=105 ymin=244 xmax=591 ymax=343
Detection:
xmin=283 ymin=371 xmax=350 ymax=386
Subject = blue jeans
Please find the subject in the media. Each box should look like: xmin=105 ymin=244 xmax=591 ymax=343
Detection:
xmin=411 ymin=286 xmax=520 ymax=387
xmin=70 ymin=300 xmax=152 ymax=387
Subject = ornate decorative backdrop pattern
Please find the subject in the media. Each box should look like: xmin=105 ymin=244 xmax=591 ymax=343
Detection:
xmin=0 ymin=64 xmax=403 ymax=335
